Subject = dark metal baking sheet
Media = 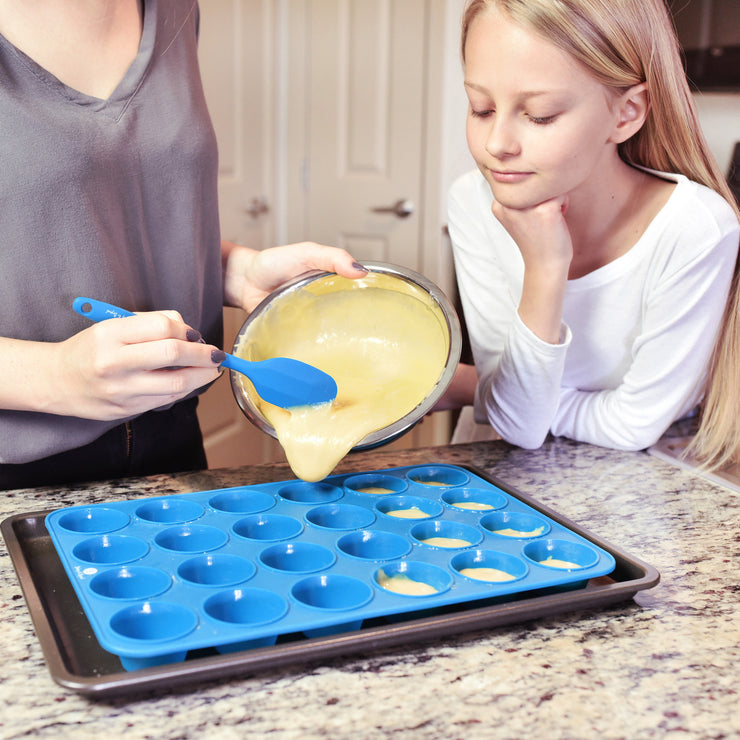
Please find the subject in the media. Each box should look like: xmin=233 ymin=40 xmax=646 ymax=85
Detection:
xmin=1 ymin=465 xmax=659 ymax=699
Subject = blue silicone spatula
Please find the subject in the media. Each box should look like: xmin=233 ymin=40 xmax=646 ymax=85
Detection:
xmin=72 ymin=297 xmax=337 ymax=408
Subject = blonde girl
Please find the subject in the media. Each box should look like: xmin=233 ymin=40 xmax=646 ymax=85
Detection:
xmin=442 ymin=0 xmax=740 ymax=459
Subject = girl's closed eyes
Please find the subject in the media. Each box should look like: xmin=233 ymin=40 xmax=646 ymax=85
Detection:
xmin=468 ymin=108 xmax=560 ymax=124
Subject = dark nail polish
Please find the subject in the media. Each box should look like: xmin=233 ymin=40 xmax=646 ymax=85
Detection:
xmin=211 ymin=349 xmax=227 ymax=364
xmin=186 ymin=328 xmax=204 ymax=343
xmin=352 ymin=261 xmax=368 ymax=272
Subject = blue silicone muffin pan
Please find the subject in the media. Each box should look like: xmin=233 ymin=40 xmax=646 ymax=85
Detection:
xmin=45 ymin=465 xmax=616 ymax=671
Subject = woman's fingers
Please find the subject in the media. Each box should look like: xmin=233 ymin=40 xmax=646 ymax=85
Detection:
xmin=51 ymin=311 xmax=223 ymax=420
xmin=226 ymin=242 xmax=367 ymax=312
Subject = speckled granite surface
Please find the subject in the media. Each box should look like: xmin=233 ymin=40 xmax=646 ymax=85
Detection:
xmin=1 ymin=437 xmax=738 ymax=739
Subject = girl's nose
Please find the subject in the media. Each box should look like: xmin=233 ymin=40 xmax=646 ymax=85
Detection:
xmin=485 ymin=118 xmax=520 ymax=158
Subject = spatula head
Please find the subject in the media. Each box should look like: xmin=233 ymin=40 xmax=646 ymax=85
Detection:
xmin=221 ymin=354 xmax=337 ymax=408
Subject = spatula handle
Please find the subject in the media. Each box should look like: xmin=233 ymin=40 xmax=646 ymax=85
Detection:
xmin=73 ymin=297 xmax=135 ymax=321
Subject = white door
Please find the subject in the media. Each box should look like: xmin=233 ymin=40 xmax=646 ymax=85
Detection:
xmin=196 ymin=0 xmax=284 ymax=468
xmin=286 ymin=0 xmax=429 ymax=268
xmin=284 ymin=0 xmax=453 ymax=448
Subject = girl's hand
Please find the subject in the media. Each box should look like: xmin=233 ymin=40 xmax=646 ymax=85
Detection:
xmin=41 ymin=311 xmax=223 ymax=420
xmin=222 ymin=241 xmax=368 ymax=312
xmin=492 ymin=197 xmax=572 ymax=344
xmin=492 ymin=195 xmax=572 ymax=272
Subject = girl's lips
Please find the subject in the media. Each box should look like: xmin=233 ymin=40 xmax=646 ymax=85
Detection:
xmin=488 ymin=168 xmax=532 ymax=184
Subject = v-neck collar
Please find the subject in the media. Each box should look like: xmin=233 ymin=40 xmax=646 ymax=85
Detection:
xmin=0 ymin=0 xmax=157 ymax=120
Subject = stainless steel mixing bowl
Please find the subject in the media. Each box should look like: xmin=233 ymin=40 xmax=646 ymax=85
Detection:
xmin=229 ymin=261 xmax=462 ymax=450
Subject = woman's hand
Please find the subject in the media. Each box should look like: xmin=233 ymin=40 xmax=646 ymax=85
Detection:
xmin=1 ymin=311 xmax=224 ymax=421
xmin=492 ymin=197 xmax=571 ymax=344
xmin=222 ymin=241 xmax=368 ymax=312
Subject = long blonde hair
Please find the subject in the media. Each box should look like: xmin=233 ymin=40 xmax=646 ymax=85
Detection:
xmin=461 ymin=0 xmax=740 ymax=469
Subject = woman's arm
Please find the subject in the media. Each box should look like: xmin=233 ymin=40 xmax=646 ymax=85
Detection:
xmin=0 ymin=311 xmax=222 ymax=420
xmin=0 ymin=243 xmax=367 ymax=421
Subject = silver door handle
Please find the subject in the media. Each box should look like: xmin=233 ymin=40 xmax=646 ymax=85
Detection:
xmin=371 ymin=198 xmax=414 ymax=218
xmin=245 ymin=197 xmax=269 ymax=219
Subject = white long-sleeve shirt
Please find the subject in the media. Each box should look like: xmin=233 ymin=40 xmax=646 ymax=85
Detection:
xmin=447 ymin=168 xmax=739 ymax=451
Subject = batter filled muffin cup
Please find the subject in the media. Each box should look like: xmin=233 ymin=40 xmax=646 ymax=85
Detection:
xmin=375 ymin=494 xmax=443 ymax=520
xmin=450 ymin=549 xmax=528 ymax=583
xmin=523 ymin=539 xmax=600 ymax=570
xmin=406 ymin=465 xmax=470 ymax=488
xmin=480 ymin=511 xmax=551 ymax=539
xmin=441 ymin=487 xmax=507 ymax=512
xmin=410 ymin=520 xmax=482 ymax=549
xmin=343 ymin=473 xmax=408 ymax=496
xmin=374 ymin=561 xmax=452 ymax=597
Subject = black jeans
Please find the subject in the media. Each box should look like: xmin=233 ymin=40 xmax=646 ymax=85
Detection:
xmin=0 ymin=398 xmax=207 ymax=490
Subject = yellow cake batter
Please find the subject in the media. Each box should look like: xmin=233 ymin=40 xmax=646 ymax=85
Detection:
xmin=493 ymin=526 xmax=546 ymax=538
xmin=539 ymin=556 xmax=580 ymax=569
xmin=420 ymin=536 xmax=471 ymax=548
xmin=459 ymin=567 xmax=516 ymax=582
xmin=355 ymin=487 xmax=396 ymax=495
xmin=235 ymin=273 xmax=449 ymax=481
xmin=385 ymin=507 xmax=428 ymax=519
xmin=452 ymin=502 xmax=494 ymax=511
xmin=376 ymin=570 xmax=438 ymax=596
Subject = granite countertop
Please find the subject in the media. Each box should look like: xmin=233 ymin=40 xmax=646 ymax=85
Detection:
xmin=1 ymin=437 xmax=738 ymax=739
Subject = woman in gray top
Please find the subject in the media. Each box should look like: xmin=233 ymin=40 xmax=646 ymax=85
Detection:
xmin=0 ymin=0 xmax=364 ymax=488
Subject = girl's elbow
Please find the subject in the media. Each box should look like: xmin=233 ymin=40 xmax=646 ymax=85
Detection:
xmin=608 ymin=430 xmax=661 ymax=452
xmin=500 ymin=424 xmax=550 ymax=450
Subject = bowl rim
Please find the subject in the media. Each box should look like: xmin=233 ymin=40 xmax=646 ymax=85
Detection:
xmin=228 ymin=261 xmax=462 ymax=450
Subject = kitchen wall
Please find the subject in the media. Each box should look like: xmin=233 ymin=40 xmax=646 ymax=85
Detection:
xmin=694 ymin=93 xmax=740 ymax=175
